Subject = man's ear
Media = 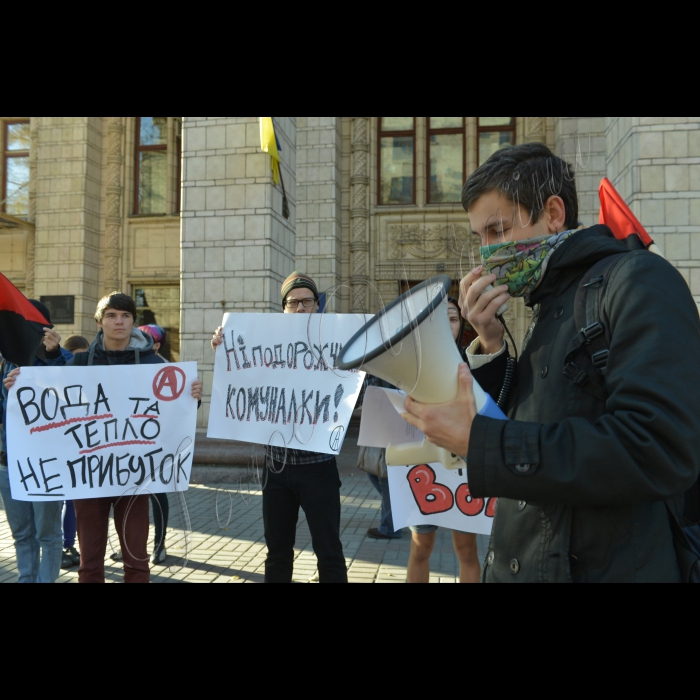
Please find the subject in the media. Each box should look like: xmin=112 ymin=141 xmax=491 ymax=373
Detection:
xmin=544 ymin=196 xmax=567 ymax=233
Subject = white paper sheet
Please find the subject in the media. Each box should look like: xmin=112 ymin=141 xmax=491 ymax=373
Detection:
xmin=358 ymin=385 xmax=425 ymax=448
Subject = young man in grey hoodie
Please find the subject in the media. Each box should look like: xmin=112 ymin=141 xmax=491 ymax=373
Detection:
xmin=5 ymin=292 xmax=203 ymax=583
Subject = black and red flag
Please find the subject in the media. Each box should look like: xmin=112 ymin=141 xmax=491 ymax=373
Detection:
xmin=0 ymin=272 xmax=50 ymax=367
xmin=599 ymin=178 xmax=663 ymax=256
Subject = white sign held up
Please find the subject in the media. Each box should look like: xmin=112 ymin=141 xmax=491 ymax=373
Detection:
xmin=359 ymin=386 xmax=495 ymax=536
xmin=389 ymin=463 xmax=495 ymax=536
xmin=7 ymin=363 xmax=199 ymax=502
xmin=208 ymin=314 xmax=366 ymax=456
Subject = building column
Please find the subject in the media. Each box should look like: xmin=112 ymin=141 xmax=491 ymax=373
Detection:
xmin=295 ymin=117 xmax=343 ymax=309
xmin=104 ymin=117 xmax=125 ymax=293
xmin=350 ymin=117 xmax=370 ymax=313
xmin=180 ymin=116 xmax=296 ymax=428
xmin=606 ymin=117 xmax=700 ymax=308
xmin=33 ymin=117 xmax=104 ymax=337
xmin=25 ymin=117 xmax=39 ymax=298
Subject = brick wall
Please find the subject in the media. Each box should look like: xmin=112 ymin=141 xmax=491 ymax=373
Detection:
xmin=554 ymin=117 xmax=607 ymax=228
xmin=607 ymin=117 xmax=700 ymax=308
xmin=296 ymin=117 xmax=343 ymax=309
xmin=180 ymin=117 xmax=297 ymax=428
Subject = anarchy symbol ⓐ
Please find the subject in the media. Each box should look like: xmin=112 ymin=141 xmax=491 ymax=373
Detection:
xmin=153 ymin=366 xmax=186 ymax=402
xmin=329 ymin=426 xmax=345 ymax=453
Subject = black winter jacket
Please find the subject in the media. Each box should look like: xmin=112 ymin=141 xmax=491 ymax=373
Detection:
xmin=469 ymin=226 xmax=700 ymax=583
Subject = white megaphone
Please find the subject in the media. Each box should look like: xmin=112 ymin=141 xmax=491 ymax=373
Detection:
xmin=337 ymin=275 xmax=506 ymax=471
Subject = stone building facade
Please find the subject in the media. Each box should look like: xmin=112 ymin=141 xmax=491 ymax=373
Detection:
xmin=2 ymin=116 xmax=699 ymax=428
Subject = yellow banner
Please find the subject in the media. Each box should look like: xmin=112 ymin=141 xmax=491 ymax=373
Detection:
xmin=260 ymin=117 xmax=280 ymax=185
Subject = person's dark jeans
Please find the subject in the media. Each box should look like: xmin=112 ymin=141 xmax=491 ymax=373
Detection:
xmin=367 ymin=474 xmax=402 ymax=538
xmin=263 ymin=458 xmax=347 ymax=584
xmin=63 ymin=501 xmax=77 ymax=549
xmin=150 ymin=493 xmax=170 ymax=551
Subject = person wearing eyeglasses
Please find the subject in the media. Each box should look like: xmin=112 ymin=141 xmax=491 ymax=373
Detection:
xmin=211 ymin=272 xmax=348 ymax=584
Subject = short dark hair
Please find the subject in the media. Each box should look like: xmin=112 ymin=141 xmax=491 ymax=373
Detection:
xmin=95 ymin=292 xmax=137 ymax=324
xmin=462 ymin=143 xmax=580 ymax=231
xmin=64 ymin=335 xmax=90 ymax=353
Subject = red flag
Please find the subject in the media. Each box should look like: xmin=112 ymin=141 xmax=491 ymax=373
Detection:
xmin=599 ymin=178 xmax=654 ymax=247
xmin=0 ymin=273 xmax=50 ymax=367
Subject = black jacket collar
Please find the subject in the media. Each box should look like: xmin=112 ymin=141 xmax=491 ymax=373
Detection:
xmin=528 ymin=225 xmax=630 ymax=306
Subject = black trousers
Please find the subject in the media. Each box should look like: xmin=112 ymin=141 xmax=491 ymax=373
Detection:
xmin=150 ymin=493 xmax=170 ymax=550
xmin=263 ymin=459 xmax=347 ymax=584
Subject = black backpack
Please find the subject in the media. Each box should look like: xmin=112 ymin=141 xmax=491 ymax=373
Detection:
xmin=564 ymin=251 xmax=700 ymax=583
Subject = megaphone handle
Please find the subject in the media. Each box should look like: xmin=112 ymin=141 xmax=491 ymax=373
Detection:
xmin=483 ymin=284 xmax=509 ymax=317
xmin=386 ymin=441 xmax=465 ymax=472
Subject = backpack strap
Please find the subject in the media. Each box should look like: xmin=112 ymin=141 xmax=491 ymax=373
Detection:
xmin=71 ymin=351 xmax=91 ymax=367
xmin=565 ymin=250 xmax=700 ymax=581
xmin=563 ymin=253 xmax=629 ymax=400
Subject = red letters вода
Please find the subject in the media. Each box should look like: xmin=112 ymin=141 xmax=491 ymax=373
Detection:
xmin=407 ymin=465 xmax=454 ymax=516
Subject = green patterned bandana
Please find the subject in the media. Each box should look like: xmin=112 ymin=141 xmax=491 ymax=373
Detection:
xmin=480 ymin=230 xmax=577 ymax=298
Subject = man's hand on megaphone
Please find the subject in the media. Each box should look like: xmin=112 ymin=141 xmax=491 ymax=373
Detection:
xmin=459 ymin=266 xmax=509 ymax=355
xmin=403 ymin=364 xmax=477 ymax=458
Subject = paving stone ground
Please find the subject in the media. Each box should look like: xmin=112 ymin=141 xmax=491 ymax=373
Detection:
xmin=0 ymin=428 xmax=489 ymax=584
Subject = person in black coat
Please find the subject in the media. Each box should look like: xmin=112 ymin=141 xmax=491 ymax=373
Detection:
xmin=402 ymin=143 xmax=700 ymax=583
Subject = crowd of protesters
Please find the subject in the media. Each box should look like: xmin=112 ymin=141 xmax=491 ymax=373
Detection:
xmin=2 ymin=142 xmax=700 ymax=584
xmin=0 ymin=275 xmax=495 ymax=585
xmin=1 ymin=294 xmax=202 ymax=584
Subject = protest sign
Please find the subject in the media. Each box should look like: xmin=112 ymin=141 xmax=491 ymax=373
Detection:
xmin=388 ymin=463 xmax=495 ymax=536
xmin=360 ymin=387 xmax=495 ymax=536
xmin=208 ymin=314 xmax=366 ymax=456
xmin=6 ymin=363 xmax=199 ymax=502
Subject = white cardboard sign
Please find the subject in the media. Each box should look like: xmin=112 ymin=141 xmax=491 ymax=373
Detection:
xmin=208 ymin=314 xmax=366 ymax=456
xmin=389 ymin=463 xmax=496 ymax=536
xmin=6 ymin=363 xmax=199 ymax=502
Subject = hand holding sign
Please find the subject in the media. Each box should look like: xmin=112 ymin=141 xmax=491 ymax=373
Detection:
xmin=212 ymin=326 xmax=224 ymax=352
xmin=3 ymin=368 xmax=20 ymax=391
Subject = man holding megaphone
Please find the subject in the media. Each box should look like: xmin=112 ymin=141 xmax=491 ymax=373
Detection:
xmin=401 ymin=143 xmax=700 ymax=584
